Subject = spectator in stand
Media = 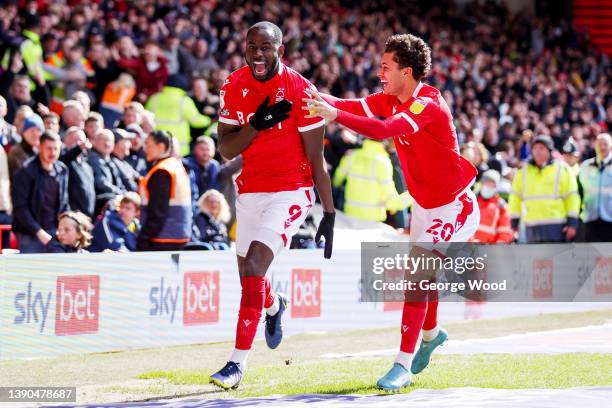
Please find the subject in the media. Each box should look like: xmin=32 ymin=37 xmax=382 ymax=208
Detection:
xmin=0 ymin=144 xmax=12 ymax=249
xmin=89 ymin=129 xmax=127 ymax=215
xmin=140 ymin=110 xmax=156 ymax=134
xmin=117 ymin=102 xmax=144 ymax=129
xmin=111 ymin=128 xmax=139 ymax=192
xmin=71 ymin=91 xmax=93 ymax=117
xmin=125 ymin=124 xmax=148 ymax=175
xmin=0 ymin=96 xmax=19 ymax=147
xmin=11 ymin=105 xmax=34 ymax=142
xmin=185 ymin=136 xmax=220 ymax=194
xmin=98 ymin=73 xmax=136 ymax=128
xmin=146 ymin=74 xmax=211 ymax=156
xmin=8 ymin=113 xmax=44 ymax=182
xmin=61 ymin=100 xmax=86 ymax=132
xmin=471 ymin=170 xmax=514 ymax=243
xmin=60 ymin=127 xmax=96 ymax=219
xmin=192 ymin=189 xmax=230 ymax=249
xmin=90 ymin=192 xmax=141 ymax=252
xmin=561 ymin=138 xmax=581 ymax=178
xmin=116 ymin=40 xmax=169 ymax=103
xmin=84 ymin=112 xmax=104 ymax=140
xmin=42 ymin=112 xmax=60 ymax=134
xmin=137 ymin=130 xmax=192 ymax=251
xmin=578 ymin=133 xmax=612 ymax=242
xmin=45 ymin=211 xmax=93 ymax=253
xmin=189 ymin=77 xmax=216 ymax=148
xmin=11 ymin=131 xmax=69 ymax=253
xmin=185 ymin=38 xmax=220 ymax=79
xmin=0 ymin=73 xmax=48 ymax=125
xmin=509 ymin=135 xmax=580 ymax=243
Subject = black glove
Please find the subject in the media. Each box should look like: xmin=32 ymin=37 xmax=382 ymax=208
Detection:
xmin=249 ymin=96 xmax=292 ymax=131
xmin=315 ymin=211 xmax=335 ymax=259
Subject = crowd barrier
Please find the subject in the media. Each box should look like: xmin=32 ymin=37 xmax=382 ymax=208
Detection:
xmin=1 ymin=247 xmax=611 ymax=360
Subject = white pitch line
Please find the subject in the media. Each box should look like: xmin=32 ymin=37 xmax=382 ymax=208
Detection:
xmin=321 ymin=323 xmax=612 ymax=358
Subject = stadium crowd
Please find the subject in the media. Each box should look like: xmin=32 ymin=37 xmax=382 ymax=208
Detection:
xmin=0 ymin=0 xmax=610 ymax=253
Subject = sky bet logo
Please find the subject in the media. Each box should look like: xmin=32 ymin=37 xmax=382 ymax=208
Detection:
xmin=149 ymin=271 xmax=219 ymax=325
xmin=14 ymin=275 xmax=100 ymax=335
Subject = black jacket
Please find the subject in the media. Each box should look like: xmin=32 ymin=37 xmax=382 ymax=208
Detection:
xmin=88 ymin=149 xmax=126 ymax=212
xmin=11 ymin=156 xmax=69 ymax=236
xmin=111 ymin=155 xmax=139 ymax=192
xmin=136 ymin=166 xmax=171 ymax=250
xmin=192 ymin=212 xmax=228 ymax=245
xmin=60 ymin=146 xmax=96 ymax=219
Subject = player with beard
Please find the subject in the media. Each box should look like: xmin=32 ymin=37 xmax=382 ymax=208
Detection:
xmin=209 ymin=21 xmax=335 ymax=390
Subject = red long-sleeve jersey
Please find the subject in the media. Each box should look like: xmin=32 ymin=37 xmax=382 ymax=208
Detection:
xmin=323 ymin=83 xmax=476 ymax=209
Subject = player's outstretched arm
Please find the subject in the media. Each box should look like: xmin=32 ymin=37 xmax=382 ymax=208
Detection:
xmin=218 ymin=97 xmax=292 ymax=160
xmin=301 ymin=126 xmax=335 ymax=259
xmin=314 ymin=91 xmax=369 ymax=117
xmin=304 ymin=93 xmax=404 ymax=141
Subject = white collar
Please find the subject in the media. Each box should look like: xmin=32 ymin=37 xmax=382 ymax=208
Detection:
xmin=412 ymin=81 xmax=423 ymax=98
xmin=278 ymin=62 xmax=285 ymax=75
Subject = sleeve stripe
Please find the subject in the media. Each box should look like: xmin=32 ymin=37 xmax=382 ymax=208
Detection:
xmin=218 ymin=117 xmax=240 ymax=126
xmin=298 ymin=119 xmax=326 ymax=132
xmin=399 ymin=112 xmax=419 ymax=133
xmin=360 ymin=98 xmax=374 ymax=118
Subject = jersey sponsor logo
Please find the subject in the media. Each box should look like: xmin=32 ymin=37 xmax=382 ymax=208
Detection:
xmin=242 ymin=88 xmax=249 ymax=97
xmin=409 ymin=99 xmax=427 ymax=115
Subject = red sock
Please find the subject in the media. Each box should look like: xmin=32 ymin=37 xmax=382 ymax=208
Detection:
xmin=423 ymin=298 xmax=439 ymax=330
xmin=235 ymin=276 xmax=265 ymax=350
xmin=263 ymin=277 xmax=275 ymax=309
xmin=399 ymin=301 xmax=427 ymax=353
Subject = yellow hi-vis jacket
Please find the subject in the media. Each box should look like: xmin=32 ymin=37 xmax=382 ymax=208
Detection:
xmin=509 ymin=159 xmax=580 ymax=239
xmin=333 ymin=139 xmax=411 ymax=222
xmin=146 ymin=86 xmax=211 ymax=156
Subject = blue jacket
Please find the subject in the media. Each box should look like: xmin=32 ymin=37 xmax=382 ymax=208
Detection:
xmin=11 ymin=156 xmax=69 ymax=236
xmin=90 ymin=209 xmax=139 ymax=252
xmin=185 ymin=155 xmax=220 ymax=194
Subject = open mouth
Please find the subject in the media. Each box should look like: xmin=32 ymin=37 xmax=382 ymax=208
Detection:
xmin=253 ymin=61 xmax=267 ymax=76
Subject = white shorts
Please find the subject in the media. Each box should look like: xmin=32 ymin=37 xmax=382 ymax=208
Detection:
xmin=410 ymin=186 xmax=480 ymax=243
xmin=235 ymin=187 xmax=315 ymax=257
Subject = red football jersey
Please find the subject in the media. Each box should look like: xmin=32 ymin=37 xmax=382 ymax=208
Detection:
xmin=333 ymin=82 xmax=477 ymax=209
xmin=218 ymin=63 xmax=325 ymax=193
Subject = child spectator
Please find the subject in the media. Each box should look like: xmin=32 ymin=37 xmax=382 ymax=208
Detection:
xmin=90 ymin=192 xmax=141 ymax=252
xmin=46 ymin=211 xmax=93 ymax=253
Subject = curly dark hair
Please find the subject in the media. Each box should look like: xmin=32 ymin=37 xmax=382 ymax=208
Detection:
xmin=384 ymin=34 xmax=432 ymax=80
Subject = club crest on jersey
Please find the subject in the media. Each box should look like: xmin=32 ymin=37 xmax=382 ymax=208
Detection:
xmin=409 ymin=98 xmax=427 ymax=115
xmin=275 ymin=88 xmax=285 ymax=102
xmin=242 ymin=88 xmax=249 ymax=97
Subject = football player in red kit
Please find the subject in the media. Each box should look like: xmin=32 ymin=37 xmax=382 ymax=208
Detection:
xmin=209 ymin=21 xmax=335 ymax=390
xmin=304 ymin=33 xmax=480 ymax=391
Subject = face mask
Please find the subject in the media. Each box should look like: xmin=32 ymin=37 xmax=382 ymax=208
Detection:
xmin=480 ymin=186 xmax=497 ymax=199
xmin=146 ymin=61 xmax=160 ymax=72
